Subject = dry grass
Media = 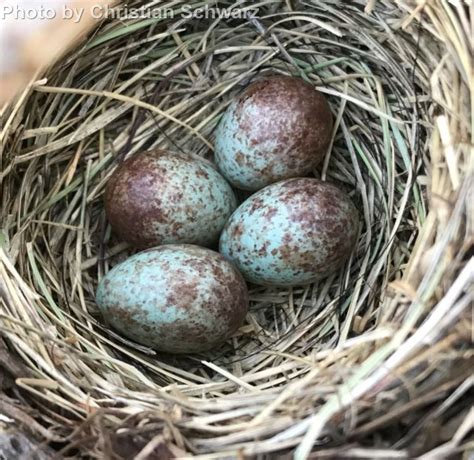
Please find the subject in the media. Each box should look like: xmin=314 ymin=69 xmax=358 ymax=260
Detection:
xmin=0 ymin=1 xmax=472 ymax=458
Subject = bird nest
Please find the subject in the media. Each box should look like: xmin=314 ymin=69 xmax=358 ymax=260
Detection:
xmin=0 ymin=1 xmax=472 ymax=458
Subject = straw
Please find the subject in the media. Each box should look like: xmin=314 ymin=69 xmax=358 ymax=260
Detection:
xmin=0 ymin=1 xmax=472 ymax=458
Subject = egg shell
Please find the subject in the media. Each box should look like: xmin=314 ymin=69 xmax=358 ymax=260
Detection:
xmin=95 ymin=245 xmax=249 ymax=354
xmin=215 ymin=76 xmax=333 ymax=191
xmin=219 ymin=178 xmax=359 ymax=287
xmin=105 ymin=149 xmax=237 ymax=248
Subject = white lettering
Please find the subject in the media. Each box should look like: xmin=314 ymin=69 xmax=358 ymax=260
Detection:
xmin=91 ymin=5 xmax=103 ymax=19
xmin=44 ymin=7 xmax=55 ymax=19
xmin=74 ymin=7 xmax=84 ymax=23
xmin=0 ymin=6 xmax=14 ymax=19
xmin=181 ymin=5 xmax=192 ymax=18
xmin=63 ymin=5 xmax=73 ymax=19
xmin=25 ymin=8 xmax=37 ymax=19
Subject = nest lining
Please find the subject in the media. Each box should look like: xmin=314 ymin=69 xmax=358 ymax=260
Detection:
xmin=0 ymin=1 xmax=472 ymax=458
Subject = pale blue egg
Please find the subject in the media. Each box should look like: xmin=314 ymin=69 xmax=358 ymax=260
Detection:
xmin=96 ymin=245 xmax=249 ymax=353
xmin=105 ymin=150 xmax=238 ymax=248
xmin=214 ymin=76 xmax=332 ymax=191
xmin=219 ymin=178 xmax=359 ymax=287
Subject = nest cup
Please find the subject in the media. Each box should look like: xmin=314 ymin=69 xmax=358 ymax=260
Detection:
xmin=0 ymin=1 xmax=472 ymax=458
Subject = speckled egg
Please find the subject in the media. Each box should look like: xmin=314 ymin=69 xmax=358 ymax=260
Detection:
xmin=214 ymin=75 xmax=333 ymax=191
xmin=219 ymin=178 xmax=359 ymax=287
xmin=96 ymin=245 xmax=249 ymax=353
xmin=105 ymin=149 xmax=237 ymax=248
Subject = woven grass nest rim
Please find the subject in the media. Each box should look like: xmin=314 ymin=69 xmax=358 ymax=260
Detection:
xmin=0 ymin=1 xmax=472 ymax=459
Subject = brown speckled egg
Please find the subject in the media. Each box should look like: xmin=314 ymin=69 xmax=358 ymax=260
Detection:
xmin=105 ymin=149 xmax=237 ymax=248
xmin=215 ymin=75 xmax=333 ymax=191
xmin=96 ymin=245 xmax=249 ymax=354
xmin=219 ymin=178 xmax=359 ymax=287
